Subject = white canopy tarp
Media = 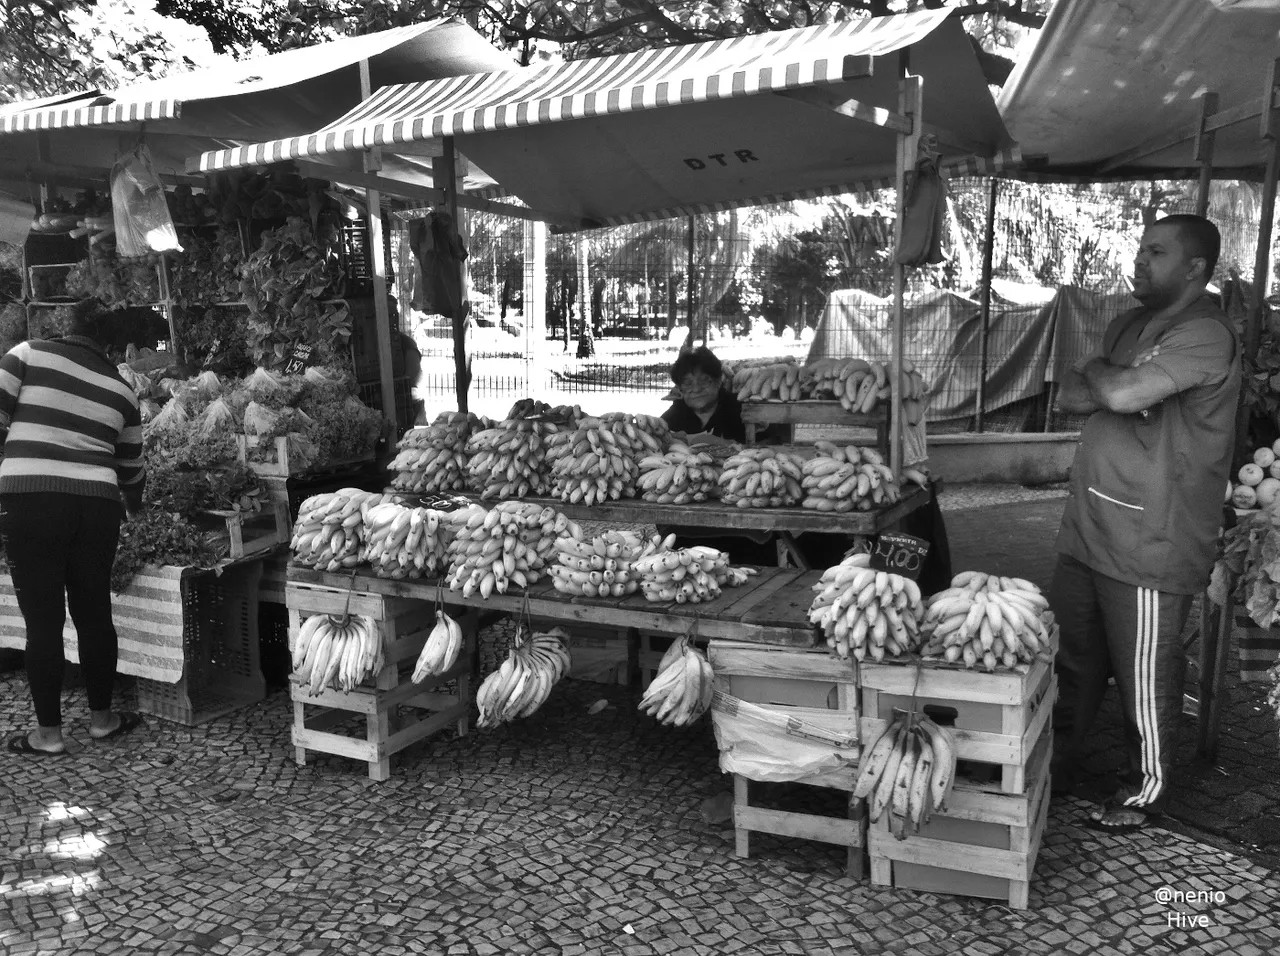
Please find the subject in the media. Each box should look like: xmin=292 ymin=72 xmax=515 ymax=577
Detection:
xmin=998 ymin=0 xmax=1280 ymax=180
xmin=194 ymin=10 xmax=1014 ymax=226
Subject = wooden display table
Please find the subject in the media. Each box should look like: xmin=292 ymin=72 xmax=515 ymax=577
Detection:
xmin=288 ymin=565 xmax=822 ymax=648
xmin=742 ymin=400 xmax=888 ymax=448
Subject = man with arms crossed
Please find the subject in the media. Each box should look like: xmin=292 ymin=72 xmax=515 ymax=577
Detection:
xmin=1051 ymin=214 xmax=1240 ymax=833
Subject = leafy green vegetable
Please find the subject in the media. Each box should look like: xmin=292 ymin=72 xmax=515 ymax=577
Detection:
xmin=112 ymin=511 xmax=220 ymax=593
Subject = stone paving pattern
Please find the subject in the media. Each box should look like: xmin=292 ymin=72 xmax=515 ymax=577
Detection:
xmin=0 ymin=483 xmax=1277 ymax=955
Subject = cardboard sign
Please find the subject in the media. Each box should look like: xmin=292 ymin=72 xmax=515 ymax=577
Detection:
xmin=282 ymin=343 xmax=314 ymax=376
xmin=869 ymin=531 xmax=930 ymax=580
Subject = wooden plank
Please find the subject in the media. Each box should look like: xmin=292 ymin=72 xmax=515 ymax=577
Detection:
xmin=734 ymin=805 xmax=865 ymax=847
xmin=868 ymin=831 xmax=1032 ymax=882
xmin=293 ymin=725 xmax=376 ymax=763
xmin=860 ymin=716 xmax=1024 ymax=767
xmin=383 ymin=706 xmax=465 ymax=758
xmin=741 ymin=401 xmax=886 ymax=428
xmin=742 ymin=571 xmax=825 ymax=629
xmin=858 ymin=659 xmax=1047 ymax=707
xmin=709 ymin=641 xmax=858 ymax=684
xmin=716 ymin=568 xmax=807 ymax=621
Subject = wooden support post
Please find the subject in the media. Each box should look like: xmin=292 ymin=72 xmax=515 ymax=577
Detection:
xmin=1194 ymin=92 xmax=1219 ymax=218
xmin=360 ymin=58 xmax=398 ymax=431
xmin=976 ymin=178 xmax=998 ymax=433
xmin=434 ymin=137 xmax=470 ymax=413
xmin=524 ymin=219 xmax=547 ymax=396
xmin=891 ymin=71 xmax=923 ymax=477
xmin=1245 ymin=59 xmax=1280 ymax=366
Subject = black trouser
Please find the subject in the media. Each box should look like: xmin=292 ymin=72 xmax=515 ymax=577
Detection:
xmin=1050 ymin=554 xmax=1192 ymax=812
xmin=0 ymin=493 xmax=123 ymax=727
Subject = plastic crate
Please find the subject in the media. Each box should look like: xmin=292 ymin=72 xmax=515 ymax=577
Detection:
xmin=135 ymin=562 xmax=266 ymax=726
xmin=357 ymin=376 xmax=415 ymax=435
xmin=349 ymin=296 xmax=406 ymax=383
xmin=340 ymin=220 xmax=373 ymax=295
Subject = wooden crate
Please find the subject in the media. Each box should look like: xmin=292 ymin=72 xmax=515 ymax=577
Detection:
xmin=859 ymin=659 xmax=1055 ymax=794
xmin=742 ymin=401 xmax=888 ymax=450
xmin=259 ymin=552 xmax=289 ymax=605
xmin=531 ymin=617 xmax=632 ymax=685
xmin=709 ymin=640 xmax=865 ymax=878
xmin=286 ymin=581 xmax=474 ymax=781
xmin=198 ymin=500 xmax=291 ymax=561
xmin=868 ymin=725 xmax=1052 ymax=909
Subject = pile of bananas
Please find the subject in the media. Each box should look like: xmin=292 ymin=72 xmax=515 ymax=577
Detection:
xmin=389 ymin=411 xmax=490 ymax=494
xmin=546 ymin=416 xmax=641 ymax=504
xmin=801 ymin=441 xmax=901 ymax=512
xmin=918 ymin=571 xmax=1057 ymax=671
xmin=636 ymin=442 xmax=721 ymax=504
xmin=442 ymin=501 xmax=569 ymax=598
xmin=291 ymin=613 xmax=383 ymax=696
xmin=226 ymin=481 xmax=269 ymax=513
xmin=361 ymin=501 xmax=447 ymax=579
xmin=638 ymin=633 xmax=716 ymax=726
xmin=601 ymin=411 xmax=672 ymax=456
xmin=548 ymin=529 xmax=670 ymax=598
xmin=808 ymin=551 xmax=925 ymax=660
xmin=729 ymin=358 xmax=804 ymax=402
xmin=464 ymin=418 xmax=559 ymax=499
xmin=290 ymin=489 xmax=389 ymax=571
xmin=717 ymin=447 xmax=805 ymax=507
xmin=475 ymin=627 xmax=572 ymax=727
xmin=630 ymin=546 xmax=757 ymax=604
xmin=411 ymin=608 xmax=465 ymax=682
xmin=854 ymin=710 xmax=958 ymax=838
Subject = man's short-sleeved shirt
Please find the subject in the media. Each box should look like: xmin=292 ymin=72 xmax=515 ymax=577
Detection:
xmin=1056 ymin=295 xmax=1241 ymax=594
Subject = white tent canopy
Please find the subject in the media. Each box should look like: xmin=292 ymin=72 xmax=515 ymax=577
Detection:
xmin=998 ymin=0 xmax=1280 ymax=180
xmin=0 ymin=19 xmax=518 ymax=190
xmin=194 ymin=9 xmax=1014 ymax=226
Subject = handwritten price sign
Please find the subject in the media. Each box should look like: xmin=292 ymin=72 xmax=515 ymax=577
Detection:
xmin=869 ymin=531 xmax=930 ymax=580
xmin=282 ymin=343 xmax=314 ymax=376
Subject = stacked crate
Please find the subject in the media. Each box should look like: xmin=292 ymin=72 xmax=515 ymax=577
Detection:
xmin=286 ymin=580 xmax=475 ymax=781
xmin=859 ymin=658 xmax=1054 ymax=909
xmin=708 ymin=640 xmax=865 ymax=878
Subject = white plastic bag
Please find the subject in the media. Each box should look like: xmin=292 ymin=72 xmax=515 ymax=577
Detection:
xmin=710 ymin=691 xmax=859 ymax=786
xmin=110 ymin=144 xmax=181 ymax=257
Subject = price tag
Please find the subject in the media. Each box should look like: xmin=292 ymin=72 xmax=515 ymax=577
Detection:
xmin=868 ymin=531 xmax=930 ymax=580
xmin=282 ymin=342 xmax=314 ymax=375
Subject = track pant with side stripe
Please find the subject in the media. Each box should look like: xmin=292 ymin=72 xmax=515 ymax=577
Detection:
xmin=1049 ymin=554 xmax=1192 ymax=813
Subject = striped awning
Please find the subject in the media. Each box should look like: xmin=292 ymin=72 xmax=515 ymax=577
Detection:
xmin=0 ymin=98 xmax=179 ymax=134
xmin=193 ymin=10 xmax=1013 ymax=225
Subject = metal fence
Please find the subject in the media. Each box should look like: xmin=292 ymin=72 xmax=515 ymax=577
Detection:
xmin=395 ymin=178 xmax=1275 ymax=429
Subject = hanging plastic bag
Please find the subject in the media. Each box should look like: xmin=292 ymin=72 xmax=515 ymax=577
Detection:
xmin=110 ymin=143 xmax=181 ymax=258
xmin=243 ymin=401 xmax=281 ymax=437
xmin=710 ymin=692 xmax=860 ymax=787
xmin=894 ymin=135 xmax=948 ymax=267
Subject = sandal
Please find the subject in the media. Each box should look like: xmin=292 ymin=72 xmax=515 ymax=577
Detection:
xmin=1084 ymin=796 xmax=1161 ymax=835
xmin=7 ymin=734 xmax=68 ymax=757
xmin=91 ymin=712 xmax=144 ymax=742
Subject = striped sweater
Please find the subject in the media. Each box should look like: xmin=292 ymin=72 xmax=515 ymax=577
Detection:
xmin=0 ymin=336 xmax=145 ymax=508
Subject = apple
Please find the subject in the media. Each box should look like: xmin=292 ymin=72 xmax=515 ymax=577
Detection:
xmin=1239 ymin=462 xmax=1265 ymax=487
xmin=1257 ymin=477 xmax=1280 ymax=508
xmin=1272 ymin=437 xmax=1280 ymax=459
xmin=1233 ymin=484 xmax=1258 ymax=509
xmin=1270 ymin=461 xmax=1280 ymax=481
xmin=1256 ymin=447 xmax=1277 ymax=468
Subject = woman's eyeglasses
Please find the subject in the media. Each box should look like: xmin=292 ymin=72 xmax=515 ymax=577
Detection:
xmin=680 ymin=375 xmax=718 ymax=393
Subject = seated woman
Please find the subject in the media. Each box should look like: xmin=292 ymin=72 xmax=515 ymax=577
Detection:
xmin=658 ymin=346 xmax=776 ymax=566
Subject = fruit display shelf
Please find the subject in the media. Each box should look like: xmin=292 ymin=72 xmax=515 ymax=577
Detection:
xmin=287 ymin=564 xmax=822 ymax=648
xmin=520 ymin=481 xmax=931 ymax=537
xmin=741 ymin=400 xmax=888 ymax=449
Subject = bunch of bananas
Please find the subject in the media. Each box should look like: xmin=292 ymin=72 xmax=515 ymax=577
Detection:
xmin=475 ymin=627 xmax=572 ymax=727
xmin=442 ymin=501 xmax=569 ymax=598
xmin=546 ymin=416 xmax=642 ymax=504
xmin=636 ymin=442 xmax=721 ymax=504
xmin=361 ymin=501 xmax=447 ymax=579
xmin=802 ymin=357 xmax=874 ymax=404
xmin=292 ymin=613 xmax=382 ymax=696
xmin=411 ymin=608 xmax=465 ymax=682
xmin=717 ymin=447 xmax=805 ymax=507
xmin=600 ymin=411 xmax=672 ymax=456
xmin=227 ymin=480 xmax=269 ymax=513
xmin=630 ymin=545 xmax=757 ymax=604
xmin=638 ymin=633 xmax=716 ymax=726
xmin=290 ymin=490 xmax=389 ymax=571
xmin=389 ymin=411 xmax=490 ymax=494
xmin=548 ymin=529 xmax=670 ymax=598
xmin=854 ymin=711 xmax=958 ymax=838
xmin=808 ymin=551 xmax=925 ymax=660
xmin=464 ymin=418 xmax=559 ymax=499
xmin=801 ymin=441 xmax=901 ymax=513
xmin=729 ymin=359 xmax=804 ymax=402
xmin=918 ymin=571 xmax=1057 ymax=671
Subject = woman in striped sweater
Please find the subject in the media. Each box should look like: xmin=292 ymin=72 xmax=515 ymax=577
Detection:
xmin=1 ymin=299 xmax=147 ymax=755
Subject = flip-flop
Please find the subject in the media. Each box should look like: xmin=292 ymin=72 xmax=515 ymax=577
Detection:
xmin=7 ymin=734 xmax=69 ymax=757
xmin=91 ymin=712 xmax=143 ymax=742
xmin=1084 ymin=797 xmax=1159 ymax=835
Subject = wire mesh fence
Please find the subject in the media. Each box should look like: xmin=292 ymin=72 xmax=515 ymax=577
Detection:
xmin=394 ymin=177 xmax=1276 ymax=430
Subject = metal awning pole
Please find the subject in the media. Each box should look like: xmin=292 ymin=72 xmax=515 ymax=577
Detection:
xmin=976 ymin=177 xmax=998 ymax=433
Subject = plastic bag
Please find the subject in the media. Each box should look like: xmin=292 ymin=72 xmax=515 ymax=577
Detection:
xmin=244 ymin=367 xmax=289 ymax=408
xmin=116 ymin=364 xmax=151 ymax=398
xmin=192 ymin=370 xmax=224 ymax=403
xmin=196 ymin=398 xmax=237 ymax=442
xmin=710 ymin=692 xmax=859 ymax=787
xmin=243 ymin=401 xmax=281 ymax=437
xmin=894 ymin=135 xmax=948 ymax=267
xmin=110 ymin=144 xmax=181 ymax=257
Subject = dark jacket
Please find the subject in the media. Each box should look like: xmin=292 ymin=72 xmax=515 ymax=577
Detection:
xmin=660 ymin=389 xmax=746 ymax=443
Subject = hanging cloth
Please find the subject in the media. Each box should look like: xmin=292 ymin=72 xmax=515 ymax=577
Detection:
xmin=894 ymin=134 xmax=947 ymax=267
xmin=409 ymin=211 xmax=469 ymax=318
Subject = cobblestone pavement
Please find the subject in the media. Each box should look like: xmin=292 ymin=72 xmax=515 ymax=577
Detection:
xmin=2 ymin=483 xmax=1279 ymax=955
